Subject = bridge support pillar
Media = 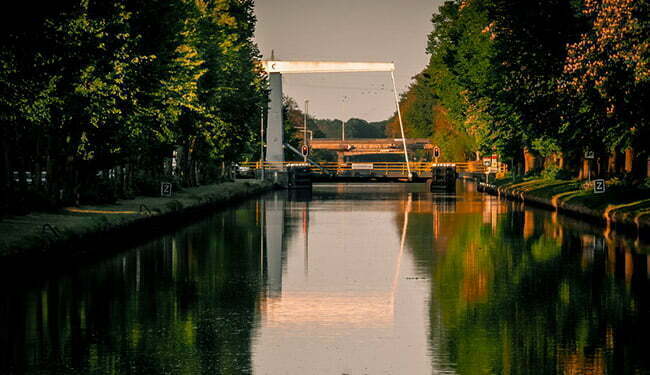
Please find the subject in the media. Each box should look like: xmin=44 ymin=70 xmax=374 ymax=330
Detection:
xmin=266 ymin=72 xmax=284 ymax=163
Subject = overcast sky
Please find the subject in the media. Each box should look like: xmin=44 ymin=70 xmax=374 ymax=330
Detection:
xmin=254 ymin=0 xmax=443 ymax=122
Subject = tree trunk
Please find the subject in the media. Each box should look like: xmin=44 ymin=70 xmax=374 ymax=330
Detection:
xmin=624 ymin=148 xmax=633 ymax=173
xmin=596 ymin=153 xmax=607 ymax=178
xmin=624 ymin=147 xmax=647 ymax=179
xmin=579 ymin=159 xmax=590 ymax=180
xmin=544 ymin=152 xmax=564 ymax=169
xmin=523 ymin=148 xmax=540 ymax=174
xmin=633 ymin=152 xmax=648 ymax=179
xmin=607 ymin=150 xmax=618 ymax=176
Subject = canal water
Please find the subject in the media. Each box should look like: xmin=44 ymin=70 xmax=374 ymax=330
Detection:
xmin=1 ymin=182 xmax=649 ymax=374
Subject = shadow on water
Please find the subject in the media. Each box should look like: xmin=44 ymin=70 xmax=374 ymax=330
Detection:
xmin=1 ymin=181 xmax=648 ymax=374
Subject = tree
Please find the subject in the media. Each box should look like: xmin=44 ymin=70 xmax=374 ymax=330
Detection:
xmin=0 ymin=0 xmax=267 ymax=213
xmin=561 ymin=0 xmax=649 ymax=176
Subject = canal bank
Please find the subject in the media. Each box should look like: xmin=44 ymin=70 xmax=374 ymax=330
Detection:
xmin=0 ymin=180 xmax=273 ymax=260
xmin=479 ymin=178 xmax=650 ymax=236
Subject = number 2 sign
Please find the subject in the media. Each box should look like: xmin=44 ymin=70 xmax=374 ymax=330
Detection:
xmin=161 ymin=182 xmax=173 ymax=197
xmin=593 ymin=179 xmax=606 ymax=194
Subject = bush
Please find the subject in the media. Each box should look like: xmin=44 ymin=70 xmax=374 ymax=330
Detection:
xmin=541 ymin=166 xmax=573 ymax=180
xmin=607 ymin=173 xmax=641 ymax=188
xmin=133 ymin=172 xmax=161 ymax=196
xmin=524 ymin=167 xmax=542 ymax=178
xmin=499 ymin=171 xmax=523 ymax=184
xmin=133 ymin=172 xmax=183 ymax=197
xmin=581 ymin=175 xmax=648 ymax=193
xmin=80 ymin=179 xmax=117 ymax=205
xmin=643 ymin=178 xmax=650 ymax=189
xmin=5 ymin=187 xmax=57 ymax=215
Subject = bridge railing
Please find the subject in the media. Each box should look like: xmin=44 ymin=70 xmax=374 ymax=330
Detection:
xmin=240 ymin=161 xmax=507 ymax=175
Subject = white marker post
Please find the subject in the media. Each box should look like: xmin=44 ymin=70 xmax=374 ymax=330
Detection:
xmin=585 ymin=150 xmax=594 ymax=182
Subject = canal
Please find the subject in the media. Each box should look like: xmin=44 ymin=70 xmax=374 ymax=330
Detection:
xmin=1 ymin=182 xmax=649 ymax=374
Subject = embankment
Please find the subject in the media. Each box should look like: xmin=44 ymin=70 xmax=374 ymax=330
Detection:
xmin=0 ymin=180 xmax=273 ymax=260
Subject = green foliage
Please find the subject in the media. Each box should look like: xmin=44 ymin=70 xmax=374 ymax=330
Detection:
xmin=1 ymin=0 xmax=266 ymax=212
xmin=312 ymin=118 xmax=387 ymax=139
xmin=405 ymin=0 xmax=647 ymax=175
xmin=560 ymin=0 xmax=649 ymax=152
xmin=643 ymin=178 xmax=650 ymax=190
xmin=532 ymin=137 xmax=562 ymax=159
xmin=541 ymin=166 xmax=573 ymax=181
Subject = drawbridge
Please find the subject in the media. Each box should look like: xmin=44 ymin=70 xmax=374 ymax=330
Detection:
xmin=254 ymin=59 xmax=507 ymax=186
xmin=240 ymin=160 xmax=505 ymax=182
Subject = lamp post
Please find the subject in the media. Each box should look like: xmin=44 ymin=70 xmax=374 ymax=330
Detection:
xmin=303 ymin=99 xmax=309 ymax=162
xmin=341 ymin=96 xmax=349 ymax=140
xmin=259 ymin=105 xmax=265 ymax=179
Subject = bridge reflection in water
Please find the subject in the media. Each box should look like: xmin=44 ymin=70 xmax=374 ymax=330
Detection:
xmin=0 ymin=182 xmax=648 ymax=374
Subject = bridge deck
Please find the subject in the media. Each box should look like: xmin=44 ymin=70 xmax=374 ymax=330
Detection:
xmin=240 ymin=161 xmax=506 ymax=181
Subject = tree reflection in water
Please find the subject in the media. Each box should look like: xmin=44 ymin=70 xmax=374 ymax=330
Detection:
xmin=403 ymin=182 xmax=650 ymax=374
xmin=0 ymin=202 xmax=266 ymax=374
xmin=1 ymin=182 xmax=648 ymax=374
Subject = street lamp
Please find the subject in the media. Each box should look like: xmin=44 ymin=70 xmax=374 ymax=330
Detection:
xmin=259 ymin=104 xmax=265 ymax=178
xmin=303 ymin=99 xmax=309 ymax=162
xmin=341 ymin=96 xmax=350 ymax=140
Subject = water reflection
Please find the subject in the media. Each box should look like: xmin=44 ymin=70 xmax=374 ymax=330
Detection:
xmin=1 ymin=205 xmax=266 ymax=374
xmin=0 ymin=182 xmax=648 ymax=374
xmin=412 ymin=182 xmax=650 ymax=374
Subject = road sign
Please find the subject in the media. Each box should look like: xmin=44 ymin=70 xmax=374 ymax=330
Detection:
xmin=161 ymin=182 xmax=173 ymax=197
xmin=593 ymin=179 xmax=606 ymax=194
xmin=433 ymin=146 xmax=441 ymax=159
xmin=584 ymin=151 xmax=595 ymax=159
xmin=351 ymin=163 xmax=373 ymax=170
xmin=301 ymin=144 xmax=310 ymax=157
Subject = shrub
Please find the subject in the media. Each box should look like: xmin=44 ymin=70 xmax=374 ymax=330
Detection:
xmin=133 ymin=172 xmax=161 ymax=196
xmin=541 ymin=166 xmax=573 ymax=180
xmin=80 ymin=179 xmax=117 ymax=205
xmin=133 ymin=172 xmax=183 ymax=197
xmin=524 ymin=167 xmax=542 ymax=178
xmin=643 ymin=178 xmax=650 ymax=189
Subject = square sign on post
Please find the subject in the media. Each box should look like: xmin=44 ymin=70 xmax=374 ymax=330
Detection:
xmin=161 ymin=182 xmax=173 ymax=197
xmin=593 ymin=179 xmax=606 ymax=194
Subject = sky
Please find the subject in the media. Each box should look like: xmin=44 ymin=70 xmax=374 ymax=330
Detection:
xmin=254 ymin=0 xmax=443 ymax=122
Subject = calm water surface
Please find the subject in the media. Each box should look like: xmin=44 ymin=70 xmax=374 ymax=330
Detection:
xmin=1 ymin=182 xmax=649 ymax=374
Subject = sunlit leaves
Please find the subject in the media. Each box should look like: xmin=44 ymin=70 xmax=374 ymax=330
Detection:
xmin=560 ymin=0 xmax=649 ymax=150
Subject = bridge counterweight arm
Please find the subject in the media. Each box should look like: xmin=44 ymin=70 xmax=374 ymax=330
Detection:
xmin=261 ymin=61 xmax=395 ymax=74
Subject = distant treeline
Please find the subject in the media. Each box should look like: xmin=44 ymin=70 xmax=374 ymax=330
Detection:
xmin=387 ymin=0 xmax=648 ymax=178
xmin=1 ymin=0 xmax=266 ymax=214
xmin=281 ymin=96 xmax=389 ymax=161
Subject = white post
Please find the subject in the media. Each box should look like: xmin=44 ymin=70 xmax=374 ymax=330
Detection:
xmin=266 ymin=72 xmax=284 ymax=162
xmin=391 ymin=71 xmax=411 ymax=179
xmin=260 ymin=107 xmax=265 ymax=178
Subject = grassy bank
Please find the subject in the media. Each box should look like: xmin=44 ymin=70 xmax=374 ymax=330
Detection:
xmin=0 ymin=180 xmax=272 ymax=259
xmin=482 ymin=177 xmax=650 ymax=235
